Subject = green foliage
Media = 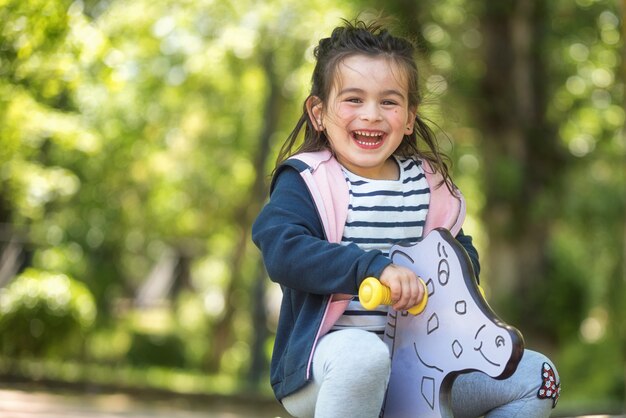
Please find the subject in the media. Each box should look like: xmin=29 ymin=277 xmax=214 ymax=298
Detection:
xmin=84 ymin=293 xmax=213 ymax=370
xmin=559 ymin=334 xmax=625 ymax=409
xmin=0 ymin=268 xmax=96 ymax=358
xmin=126 ymin=331 xmax=187 ymax=368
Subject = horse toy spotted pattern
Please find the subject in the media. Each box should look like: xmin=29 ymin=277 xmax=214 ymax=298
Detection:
xmin=362 ymin=228 xmax=525 ymax=418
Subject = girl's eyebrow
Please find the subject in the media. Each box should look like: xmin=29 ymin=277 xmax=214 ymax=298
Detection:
xmin=339 ymin=87 xmax=407 ymax=100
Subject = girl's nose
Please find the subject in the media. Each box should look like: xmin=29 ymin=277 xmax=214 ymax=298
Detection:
xmin=360 ymin=102 xmax=383 ymax=121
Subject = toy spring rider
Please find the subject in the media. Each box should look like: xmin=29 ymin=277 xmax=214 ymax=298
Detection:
xmin=360 ymin=228 xmax=524 ymax=418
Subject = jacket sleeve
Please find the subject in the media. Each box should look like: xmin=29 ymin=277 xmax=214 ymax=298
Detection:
xmin=252 ymin=165 xmax=391 ymax=295
xmin=455 ymin=229 xmax=481 ymax=283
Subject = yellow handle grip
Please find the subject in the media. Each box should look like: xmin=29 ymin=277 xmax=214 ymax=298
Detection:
xmin=359 ymin=277 xmax=428 ymax=315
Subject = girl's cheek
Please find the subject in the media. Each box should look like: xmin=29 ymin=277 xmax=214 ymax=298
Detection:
xmin=335 ymin=106 xmax=355 ymax=119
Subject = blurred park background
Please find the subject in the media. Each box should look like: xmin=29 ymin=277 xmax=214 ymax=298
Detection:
xmin=0 ymin=0 xmax=624 ymax=416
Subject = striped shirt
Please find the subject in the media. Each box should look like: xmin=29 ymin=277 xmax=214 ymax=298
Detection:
xmin=330 ymin=156 xmax=430 ymax=336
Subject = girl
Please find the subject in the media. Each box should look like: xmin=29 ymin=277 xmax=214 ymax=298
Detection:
xmin=252 ymin=18 xmax=560 ymax=418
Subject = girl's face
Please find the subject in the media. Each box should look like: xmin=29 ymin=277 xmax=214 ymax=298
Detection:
xmin=309 ymin=55 xmax=415 ymax=180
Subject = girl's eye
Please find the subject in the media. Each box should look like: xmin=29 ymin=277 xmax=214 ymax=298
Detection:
xmin=346 ymin=98 xmax=361 ymax=103
xmin=382 ymin=100 xmax=398 ymax=106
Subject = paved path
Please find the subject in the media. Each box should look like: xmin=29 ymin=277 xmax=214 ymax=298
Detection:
xmin=0 ymin=387 xmax=290 ymax=418
xmin=0 ymin=386 xmax=622 ymax=418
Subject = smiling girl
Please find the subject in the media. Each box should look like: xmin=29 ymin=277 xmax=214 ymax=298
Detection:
xmin=252 ymin=17 xmax=559 ymax=418
xmin=308 ymin=53 xmax=416 ymax=180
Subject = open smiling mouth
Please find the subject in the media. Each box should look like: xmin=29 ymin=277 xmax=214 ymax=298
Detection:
xmin=353 ymin=130 xmax=385 ymax=149
xmin=474 ymin=341 xmax=501 ymax=367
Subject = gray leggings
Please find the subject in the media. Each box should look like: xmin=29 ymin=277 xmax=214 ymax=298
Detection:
xmin=282 ymin=329 xmax=558 ymax=418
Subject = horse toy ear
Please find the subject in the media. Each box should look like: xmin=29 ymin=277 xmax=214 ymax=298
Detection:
xmin=374 ymin=228 xmax=524 ymax=418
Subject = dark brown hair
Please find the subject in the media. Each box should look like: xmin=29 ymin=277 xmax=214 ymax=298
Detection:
xmin=276 ymin=17 xmax=452 ymax=188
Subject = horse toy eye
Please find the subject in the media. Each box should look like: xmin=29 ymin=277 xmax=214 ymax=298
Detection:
xmin=495 ymin=335 xmax=506 ymax=348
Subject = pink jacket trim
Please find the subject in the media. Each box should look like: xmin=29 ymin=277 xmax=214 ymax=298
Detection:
xmin=421 ymin=159 xmax=466 ymax=237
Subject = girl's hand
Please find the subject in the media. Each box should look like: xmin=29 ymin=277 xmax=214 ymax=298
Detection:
xmin=379 ymin=264 xmax=425 ymax=312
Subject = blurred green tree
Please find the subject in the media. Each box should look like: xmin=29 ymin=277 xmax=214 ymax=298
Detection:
xmin=0 ymin=268 xmax=96 ymax=358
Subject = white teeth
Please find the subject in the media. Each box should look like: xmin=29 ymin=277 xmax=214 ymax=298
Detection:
xmin=356 ymin=140 xmax=379 ymax=146
xmin=354 ymin=131 xmax=383 ymax=138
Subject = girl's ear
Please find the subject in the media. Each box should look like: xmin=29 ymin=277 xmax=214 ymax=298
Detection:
xmin=405 ymin=106 xmax=417 ymax=135
xmin=306 ymin=96 xmax=324 ymax=131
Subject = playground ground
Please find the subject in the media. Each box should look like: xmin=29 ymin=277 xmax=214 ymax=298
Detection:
xmin=0 ymin=385 xmax=289 ymax=418
xmin=0 ymin=384 xmax=623 ymax=418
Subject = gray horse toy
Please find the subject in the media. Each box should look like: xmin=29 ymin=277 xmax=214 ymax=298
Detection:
xmin=360 ymin=228 xmax=524 ymax=418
